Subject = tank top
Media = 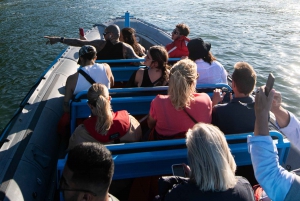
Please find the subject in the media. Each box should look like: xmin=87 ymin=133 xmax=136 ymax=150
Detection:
xmin=97 ymin=40 xmax=123 ymax=60
xmin=73 ymin=63 xmax=110 ymax=95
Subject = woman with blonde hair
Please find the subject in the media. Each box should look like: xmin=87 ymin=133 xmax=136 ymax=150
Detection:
xmin=163 ymin=123 xmax=254 ymax=200
xmin=68 ymin=83 xmax=142 ymax=150
xmin=126 ymin=45 xmax=170 ymax=87
xmin=147 ymin=59 xmax=212 ymax=139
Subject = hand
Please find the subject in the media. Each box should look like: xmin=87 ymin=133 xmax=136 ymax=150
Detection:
xmin=79 ymin=35 xmax=87 ymax=40
xmin=182 ymin=163 xmax=191 ymax=178
xmin=254 ymin=86 xmax=275 ymax=136
xmin=44 ymin=36 xmax=59 ymax=45
xmin=255 ymin=86 xmax=275 ymax=119
xmin=212 ymin=88 xmax=225 ymax=106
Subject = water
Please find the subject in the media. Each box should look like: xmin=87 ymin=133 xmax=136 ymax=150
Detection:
xmin=0 ymin=0 xmax=300 ymax=130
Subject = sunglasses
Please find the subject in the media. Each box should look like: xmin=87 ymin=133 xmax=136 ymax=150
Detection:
xmin=103 ymin=32 xmax=110 ymax=36
xmin=58 ymin=175 xmax=97 ymax=196
xmin=172 ymin=29 xmax=180 ymax=35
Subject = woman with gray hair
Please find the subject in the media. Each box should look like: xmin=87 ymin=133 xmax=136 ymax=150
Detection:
xmin=163 ymin=123 xmax=254 ymax=200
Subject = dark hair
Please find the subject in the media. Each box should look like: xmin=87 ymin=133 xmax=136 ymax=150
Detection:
xmin=176 ymin=23 xmax=190 ymax=36
xmin=187 ymin=38 xmax=216 ymax=64
xmin=232 ymin=62 xmax=257 ymax=95
xmin=149 ymin=46 xmax=170 ymax=86
xmin=121 ymin=27 xmax=144 ymax=56
xmin=81 ymin=51 xmax=96 ymax=61
xmin=67 ymin=142 xmax=114 ymax=196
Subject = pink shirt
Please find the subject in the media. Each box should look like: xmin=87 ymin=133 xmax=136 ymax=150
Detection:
xmin=149 ymin=93 xmax=212 ymax=136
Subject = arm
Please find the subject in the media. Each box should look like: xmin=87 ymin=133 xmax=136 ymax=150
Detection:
xmin=271 ymin=91 xmax=300 ymax=149
xmin=103 ymin=63 xmax=114 ymax=88
xmin=122 ymin=43 xmax=143 ymax=65
xmin=64 ymin=74 xmax=77 ymax=113
xmin=44 ymin=36 xmax=105 ymax=51
xmin=147 ymin=114 xmax=157 ymax=129
xmin=248 ymin=86 xmax=295 ymax=201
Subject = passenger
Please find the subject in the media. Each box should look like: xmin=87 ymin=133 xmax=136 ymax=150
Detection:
xmin=59 ymin=142 xmax=119 ymax=201
xmin=159 ymin=123 xmax=254 ymax=201
xmin=147 ymin=59 xmax=213 ymax=139
xmin=120 ymin=27 xmax=146 ymax=57
xmin=63 ymin=45 xmax=114 ymax=113
xmin=44 ymin=24 xmax=142 ymax=61
xmin=187 ymin=38 xmax=228 ymax=84
xmin=126 ymin=45 xmax=170 ymax=87
xmin=212 ymin=62 xmax=256 ymax=134
xmin=165 ymin=23 xmax=190 ymax=58
xmin=68 ymin=83 xmax=142 ymax=150
xmin=248 ymin=86 xmax=300 ymax=201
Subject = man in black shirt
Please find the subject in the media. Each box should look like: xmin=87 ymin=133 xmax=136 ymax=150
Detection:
xmin=212 ymin=62 xmax=256 ymax=134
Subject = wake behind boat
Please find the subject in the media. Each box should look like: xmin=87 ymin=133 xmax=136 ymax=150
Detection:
xmin=0 ymin=12 xmax=297 ymax=201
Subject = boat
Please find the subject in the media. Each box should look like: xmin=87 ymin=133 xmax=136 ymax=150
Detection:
xmin=0 ymin=12 xmax=295 ymax=201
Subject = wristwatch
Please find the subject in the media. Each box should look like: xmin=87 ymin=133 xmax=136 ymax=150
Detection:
xmin=60 ymin=37 xmax=65 ymax=43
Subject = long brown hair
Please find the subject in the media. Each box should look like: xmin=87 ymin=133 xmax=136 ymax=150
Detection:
xmin=121 ymin=27 xmax=144 ymax=56
xmin=149 ymin=46 xmax=170 ymax=86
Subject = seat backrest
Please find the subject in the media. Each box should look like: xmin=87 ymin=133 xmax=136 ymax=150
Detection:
xmin=70 ymin=83 xmax=232 ymax=133
xmin=57 ymin=131 xmax=290 ymax=185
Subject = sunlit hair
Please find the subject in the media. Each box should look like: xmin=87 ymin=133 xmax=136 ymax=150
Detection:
xmin=121 ymin=27 xmax=144 ymax=56
xmin=186 ymin=123 xmax=237 ymax=191
xmin=232 ymin=62 xmax=256 ymax=96
xmin=148 ymin=45 xmax=170 ymax=86
xmin=87 ymin=83 xmax=113 ymax=135
xmin=176 ymin=23 xmax=190 ymax=36
xmin=67 ymin=142 xmax=114 ymax=196
xmin=168 ymin=59 xmax=197 ymax=110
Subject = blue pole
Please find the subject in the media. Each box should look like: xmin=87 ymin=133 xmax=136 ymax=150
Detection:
xmin=125 ymin=11 xmax=130 ymax=27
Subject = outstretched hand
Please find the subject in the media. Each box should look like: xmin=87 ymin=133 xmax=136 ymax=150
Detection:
xmin=182 ymin=163 xmax=191 ymax=178
xmin=254 ymin=86 xmax=275 ymax=136
xmin=44 ymin=36 xmax=59 ymax=45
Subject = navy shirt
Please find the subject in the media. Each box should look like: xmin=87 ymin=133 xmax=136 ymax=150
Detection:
xmin=212 ymin=96 xmax=255 ymax=134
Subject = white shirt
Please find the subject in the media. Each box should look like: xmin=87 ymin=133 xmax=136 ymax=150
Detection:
xmin=248 ymin=112 xmax=300 ymax=201
xmin=195 ymin=59 xmax=228 ymax=84
xmin=73 ymin=63 xmax=110 ymax=95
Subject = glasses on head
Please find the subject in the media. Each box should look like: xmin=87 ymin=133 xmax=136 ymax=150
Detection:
xmin=103 ymin=32 xmax=110 ymax=36
xmin=58 ymin=176 xmax=97 ymax=196
xmin=172 ymin=29 xmax=180 ymax=35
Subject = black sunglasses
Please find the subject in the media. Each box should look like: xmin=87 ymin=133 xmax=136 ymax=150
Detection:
xmin=58 ymin=176 xmax=97 ymax=196
xmin=103 ymin=32 xmax=110 ymax=36
xmin=172 ymin=29 xmax=180 ymax=35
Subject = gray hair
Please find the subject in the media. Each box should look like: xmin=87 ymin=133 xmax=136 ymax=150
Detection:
xmin=186 ymin=123 xmax=237 ymax=191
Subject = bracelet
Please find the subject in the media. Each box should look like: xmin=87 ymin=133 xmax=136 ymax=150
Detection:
xmin=60 ymin=37 xmax=65 ymax=43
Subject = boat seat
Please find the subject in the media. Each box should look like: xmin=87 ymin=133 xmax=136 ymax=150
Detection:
xmin=70 ymin=84 xmax=232 ymax=133
xmin=57 ymin=131 xmax=290 ymax=183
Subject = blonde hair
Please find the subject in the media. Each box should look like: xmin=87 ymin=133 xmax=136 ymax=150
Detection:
xmin=87 ymin=83 xmax=113 ymax=135
xmin=168 ymin=59 xmax=197 ymax=110
xmin=186 ymin=123 xmax=237 ymax=191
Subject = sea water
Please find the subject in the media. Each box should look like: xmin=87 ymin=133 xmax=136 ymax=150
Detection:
xmin=0 ymin=0 xmax=300 ymax=129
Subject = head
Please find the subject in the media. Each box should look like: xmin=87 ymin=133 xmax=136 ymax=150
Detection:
xmin=186 ymin=123 xmax=237 ymax=191
xmin=168 ymin=59 xmax=198 ymax=110
xmin=187 ymin=38 xmax=216 ymax=64
xmin=145 ymin=46 xmax=170 ymax=86
xmin=232 ymin=62 xmax=257 ymax=96
xmin=77 ymin=45 xmax=97 ymax=65
xmin=60 ymin=142 xmax=114 ymax=201
xmin=87 ymin=83 xmax=113 ymax=135
xmin=103 ymin=24 xmax=120 ymax=41
xmin=120 ymin=27 xmax=143 ymax=56
xmin=172 ymin=23 xmax=190 ymax=40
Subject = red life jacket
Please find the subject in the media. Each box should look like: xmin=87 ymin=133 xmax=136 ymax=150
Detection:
xmin=83 ymin=110 xmax=130 ymax=143
xmin=165 ymin=36 xmax=190 ymax=58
